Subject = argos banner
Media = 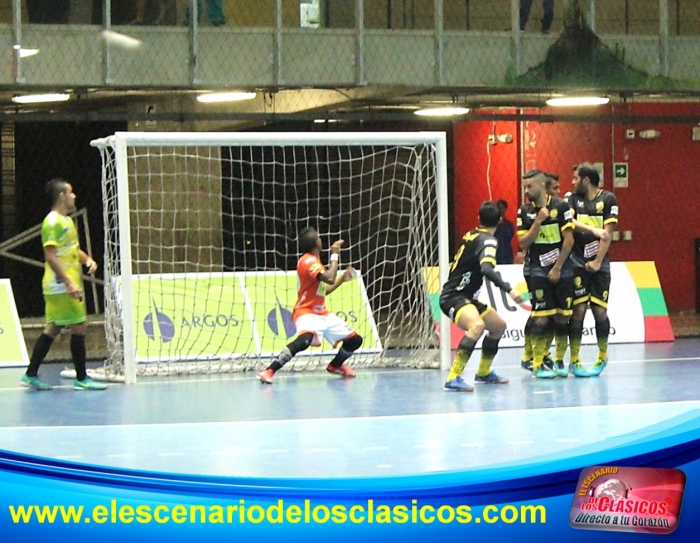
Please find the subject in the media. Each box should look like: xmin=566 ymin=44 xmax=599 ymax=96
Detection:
xmin=131 ymin=272 xmax=381 ymax=362
xmin=425 ymin=262 xmax=673 ymax=349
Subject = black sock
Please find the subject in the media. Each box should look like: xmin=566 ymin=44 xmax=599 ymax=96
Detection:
xmin=268 ymin=333 xmax=314 ymax=372
xmin=26 ymin=333 xmax=55 ymax=377
xmin=71 ymin=334 xmax=87 ymax=381
xmin=329 ymin=348 xmax=352 ymax=369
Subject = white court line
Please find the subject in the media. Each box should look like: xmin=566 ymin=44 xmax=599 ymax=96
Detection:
xmin=158 ymin=452 xmax=186 ymax=457
xmin=2 ymin=352 xmax=699 ymax=392
xmin=363 ymin=446 xmax=390 ymax=451
xmin=106 ymin=454 xmax=135 ymax=458
xmin=3 ymin=398 xmax=700 ymax=432
xmin=55 ymin=455 xmax=83 ymax=460
xmin=508 ymin=441 xmax=534 ymax=446
xmin=555 ymin=438 xmax=581 ymax=443
xmin=461 ymin=443 xmax=485 ymax=447
xmin=533 ymin=390 xmax=554 ymax=394
xmin=262 ymin=449 xmax=289 ymax=454
xmin=376 ymin=464 xmax=394 ymax=469
xmin=312 ymin=448 xmax=339 ymax=453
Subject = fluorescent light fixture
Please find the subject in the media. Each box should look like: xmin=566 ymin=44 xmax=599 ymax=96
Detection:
xmin=196 ymin=92 xmax=256 ymax=103
xmin=546 ymin=96 xmax=610 ymax=107
xmin=414 ymin=107 xmax=470 ymax=117
xmin=13 ymin=45 xmax=40 ymax=58
xmin=12 ymin=93 xmax=70 ymax=104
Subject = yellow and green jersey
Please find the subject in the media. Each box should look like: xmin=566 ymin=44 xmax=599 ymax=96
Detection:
xmin=41 ymin=211 xmax=82 ymax=296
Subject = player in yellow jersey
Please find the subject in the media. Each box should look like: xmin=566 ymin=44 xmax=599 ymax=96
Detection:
xmin=20 ymin=179 xmax=106 ymax=391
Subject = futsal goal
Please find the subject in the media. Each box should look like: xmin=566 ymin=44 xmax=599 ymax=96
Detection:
xmin=90 ymin=132 xmax=450 ymax=383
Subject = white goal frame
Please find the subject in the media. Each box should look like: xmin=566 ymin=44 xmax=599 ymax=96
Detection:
xmin=91 ymin=131 xmax=451 ymax=384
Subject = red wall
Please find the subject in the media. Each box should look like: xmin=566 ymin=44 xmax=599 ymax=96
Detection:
xmin=453 ymin=103 xmax=700 ymax=312
xmin=453 ymin=114 xmax=519 ymax=255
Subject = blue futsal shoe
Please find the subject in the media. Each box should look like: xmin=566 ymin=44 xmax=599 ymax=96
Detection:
xmin=588 ymin=358 xmax=608 ymax=377
xmin=444 ymin=376 xmax=474 ymax=392
xmin=532 ymin=366 xmax=557 ymax=379
xmin=474 ymin=371 xmax=509 ymax=384
xmin=568 ymin=361 xmax=591 ymax=378
xmin=554 ymin=360 xmax=568 ymax=378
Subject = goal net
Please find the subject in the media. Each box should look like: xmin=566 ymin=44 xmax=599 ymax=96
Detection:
xmin=91 ymin=132 xmax=450 ymax=383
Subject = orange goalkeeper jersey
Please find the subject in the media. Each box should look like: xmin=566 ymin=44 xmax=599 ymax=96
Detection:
xmin=292 ymin=253 xmax=329 ymax=320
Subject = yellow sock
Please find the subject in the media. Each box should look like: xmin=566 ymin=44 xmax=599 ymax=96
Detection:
xmin=555 ymin=333 xmax=568 ymax=361
xmin=598 ymin=345 xmax=608 ymax=362
xmin=522 ymin=334 xmax=533 ymax=361
xmin=532 ymin=335 xmax=549 ymax=370
xmin=477 ymin=354 xmax=495 ymax=377
xmin=447 ymin=349 xmax=470 ymax=382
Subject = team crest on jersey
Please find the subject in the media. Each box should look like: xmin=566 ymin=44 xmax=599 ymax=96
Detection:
xmin=596 ymin=201 xmax=604 ymax=212
xmin=575 ymin=277 xmax=582 ymax=287
xmin=535 ymin=289 xmax=544 ymax=300
xmin=550 ymin=209 xmax=558 ymax=219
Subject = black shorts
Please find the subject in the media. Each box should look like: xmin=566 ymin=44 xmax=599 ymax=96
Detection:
xmin=527 ymin=275 xmax=574 ymax=317
xmin=439 ymin=292 xmax=490 ymax=323
xmin=573 ymin=267 xmax=611 ymax=308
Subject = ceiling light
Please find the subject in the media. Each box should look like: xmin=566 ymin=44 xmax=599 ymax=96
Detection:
xmin=12 ymin=93 xmax=70 ymax=104
xmin=546 ymin=96 xmax=610 ymax=107
xmin=196 ymin=92 xmax=256 ymax=103
xmin=414 ymin=107 xmax=470 ymax=117
xmin=17 ymin=48 xmax=39 ymax=58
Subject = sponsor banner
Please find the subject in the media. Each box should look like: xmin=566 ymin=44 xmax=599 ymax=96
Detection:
xmin=569 ymin=466 xmax=685 ymax=535
xmin=132 ymin=272 xmax=380 ymax=362
xmin=428 ymin=263 xmax=645 ymax=349
xmin=0 ymin=279 xmax=30 ymax=368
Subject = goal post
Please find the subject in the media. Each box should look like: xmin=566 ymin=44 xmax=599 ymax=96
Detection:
xmin=91 ymin=132 xmax=451 ymax=383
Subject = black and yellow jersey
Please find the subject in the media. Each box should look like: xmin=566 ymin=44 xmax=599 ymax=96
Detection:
xmin=517 ymin=195 xmax=574 ymax=277
xmin=442 ymin=227 xmax=500 ymax=299
xmin=568 ymin=189 xmax=619 ymax=269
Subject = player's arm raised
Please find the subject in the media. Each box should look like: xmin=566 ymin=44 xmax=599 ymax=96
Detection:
xmin=517 ymin=207 xmax=548 ymax=251
xmin=318 ymin=239 xmax=344 ymax=285
xmin=326 ymin=266 xmax=355 ymax=295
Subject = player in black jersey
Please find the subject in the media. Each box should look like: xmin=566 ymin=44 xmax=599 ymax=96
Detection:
xmin=440 ymin=201 xmax=524 ymax=392
xmin=521 ymin=171 xmax=561 ymax=372
xmin=517 ymin=170 xmax=575 ymax=379
xmin=568 ymin=163 xmax=618 ymax=377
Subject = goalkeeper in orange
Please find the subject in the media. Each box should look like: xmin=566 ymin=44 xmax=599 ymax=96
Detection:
xmin=258 ymin=227 xmax=362 ymax=384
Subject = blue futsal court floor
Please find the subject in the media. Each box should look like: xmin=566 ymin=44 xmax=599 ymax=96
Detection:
xmin=1 ymin=339 xmax=699 ymax=478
